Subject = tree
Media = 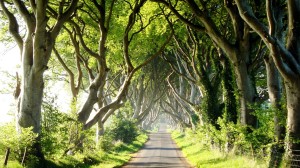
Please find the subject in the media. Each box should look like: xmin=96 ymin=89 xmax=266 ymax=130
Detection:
xmin=53 ymin=28 xmax=83 ymax=102
xmin=152 ymin=0 xmax=262 ymax=128
xmin=128 ymin=58 xmax=167 ymax=125
xmin=0 ymin=0 xmax=78 ymax=160
xmin=163 ymin=26 xmax=223 ymax=127
xmin=234 ymin=0 xmax=300 ymax=166
xmin=67 ymin=0 xmax=173 ymax=131
xmin=160 ymin=93 xmax=193 ymax=129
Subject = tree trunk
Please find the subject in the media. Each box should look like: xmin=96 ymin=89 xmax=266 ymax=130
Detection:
xmin=286 ymin=80 xmax=300 ymax=167
xmin=1 ymin=0 xmax=78 ymax=163
xmin=205 ymin=87 xmax=221 ymax=126
xmin=221 ymin=55 xmax=238 ymax=153
xmin=96 ymin=121 xmax=104 ymax=148
xmin=18 ymin=40 xmax=50 ymax=163
xmin=19 ymin=57 xmax=47 ymax=133
xmin=234 ymin=60 xmax=257 ymax=128
xmin=265 ymin=57 xmax=285 ymax=168
xmin=221 ymin=56 xmax=237 ymax=124
xmin=133 ymin=75 xmax=145 ymax=119
xmin=233 ymin=1 xmax=300 ymax=166
xmin=77 ymin=77 xmax=104 ymax=124
xmin=189 ymin=82 xmax=198 ymax=104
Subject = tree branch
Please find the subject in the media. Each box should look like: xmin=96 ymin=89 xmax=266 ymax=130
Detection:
xmin=51 ymin=0 xmax=79 ymax=39
xmin=0 ymin=0 xmax=23 ymax=51
xmin=12 ymin=0 xmax=34 ymax=27
xmin=151 ymin=0 xmax=205 ymax=32
xmin=69 ymin=20 xmax=99 ymax=58
xmin=235 ymin=0 xmax=300 ymax=80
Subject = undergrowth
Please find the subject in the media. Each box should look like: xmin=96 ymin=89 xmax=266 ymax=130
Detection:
xmin=171 ymin=130 xmax=267 ymax=168
xmin=1 ymin=132 xmax=148 ymax=168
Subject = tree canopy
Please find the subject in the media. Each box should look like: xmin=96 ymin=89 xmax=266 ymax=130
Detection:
xmin=0 ymin=0 xmax=300 ymax=167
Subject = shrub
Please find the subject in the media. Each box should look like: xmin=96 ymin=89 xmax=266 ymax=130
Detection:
xmin=192 ymin=104 xmax=277 ymax=162
xmin=98 ymin=134 xmax=114 ymax=152
xmin=0 ymin=122 xmax=37 ymax=160
xmin=106 ymin=114 xmax=139 ymax=144
xmin=41 ymin=98 xmax=73 ymax=156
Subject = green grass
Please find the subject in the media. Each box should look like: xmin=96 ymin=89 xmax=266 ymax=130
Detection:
xmin=1 ymin=133 xmax=148 ymax=168
xmin=91 ymin=133 xmax=148 ymax=168
xmin=171 ymin=131 xmax=267 ymax=168
xmin=49 ymin=133 xmax=148 ymax=168
xmin=0 ymin=150 xmax=23 ymax=168
xmin=0 ymin=160 xmax=23 ymax=168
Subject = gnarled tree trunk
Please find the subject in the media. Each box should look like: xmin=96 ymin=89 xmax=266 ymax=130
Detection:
xmin=265 ymin=56 xmax=285 ymax=168
xmin=234 ymin=0 xmax=300 ymax=166
xmin=0 ymin=0 xmax=78 ymax=162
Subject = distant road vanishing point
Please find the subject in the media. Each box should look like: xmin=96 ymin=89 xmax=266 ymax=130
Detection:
xmin=123 ymin=124 xmax=193 ymax=168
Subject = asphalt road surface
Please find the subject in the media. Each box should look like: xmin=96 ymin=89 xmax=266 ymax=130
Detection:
xmin=123 ymin=124 xmax=193 ymax=168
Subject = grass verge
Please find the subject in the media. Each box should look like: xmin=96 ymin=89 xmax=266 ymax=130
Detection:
xmin=52 ymin=133 xmax=148 ymax=168
xmin=171 ymin=130 xmax=267 ymax=168
xmin=1 ymin=133 xmax=148 ymax=168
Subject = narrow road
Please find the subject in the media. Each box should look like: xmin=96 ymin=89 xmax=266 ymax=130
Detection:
xmin=123 ymin=124 xmax=193 ymax=168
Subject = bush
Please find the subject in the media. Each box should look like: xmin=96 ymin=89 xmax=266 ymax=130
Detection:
xmin=0 ymin=122 xmax=37 ymax=160
xmin=106 ymin=114 xmax=139 ymax=144
xmin=98 ymin=134 xmax=114 ymax=152
xmin=192 ymin=104 xmax=277 ymax=162
xmin=41 ymin=98 xmax=74 ymax=156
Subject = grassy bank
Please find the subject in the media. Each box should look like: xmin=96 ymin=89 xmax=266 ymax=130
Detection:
xmin=1 ymin=133 xmax=148 ymax=168
xmin=171 ymin=130 xmax=266 ymax=168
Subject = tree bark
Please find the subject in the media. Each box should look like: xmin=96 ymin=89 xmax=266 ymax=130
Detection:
xmin=234 ymin=60 xmax=257 ymax=127
xmin=286 ymin=81 xmax=300 ymax=166
xmin=96 ymin=121 xmax=104 ymax=148
xmin=133 ymin=75 xmax=145 ymax=119
xmin=234 ymin=0 xmax=300 ymax=166
xmin=265 ymin=57 xmax=285 ymax=168
xmin=0 ymin=0 xmax=78 ymax=161
xmin=153 ymin=0 xmax=258 ymax=127
xmin=220 ymin=55 xmax=237 ymax=124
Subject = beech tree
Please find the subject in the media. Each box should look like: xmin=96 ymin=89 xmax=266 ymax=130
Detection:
xmin=65 ymin=0 xmax=173 ymax=132
xmin=160 ymin=93 xmax=193 ymax=129
xmin=129 ymin=57 xmax=167 ymax=124
xmin=234 ymin=0 xmax=300 ymax=165
xmin=168 ymin=31 xmax=223 ymax=127
xmin=53 ymin=27 xmax=83 ymax=103
xmin=152 ymin=0 xmax=262 ymax=128
xmin=130 ymin=75 xmax=161 ymax=123
xmin=0 ymin=0 xmax=78 ymax=160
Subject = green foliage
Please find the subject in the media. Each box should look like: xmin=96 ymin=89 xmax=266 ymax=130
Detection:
xmin=98 ymin=134 xmax=114 ymax=152
xmin=44 ymin=133 xmax=148 ymax=168
xmin=97 ymin=104 xmax=139 ymax=152
xmin=106 ymin=113 xmax=139 ymax=144
xmin=95 ymin=133 xmax=148 ymax=168
xmin=199 ymin=93 xmax=222 ymax=127
xmin=106 ymin=0 xmax=170 ymax=71
xmin=0 ymin=122 xmax=37 ymax=162
xmin=0 ymin=124 xmax=36 ymax=150
xmin=41 ymin=95 xmax=86 ymax=156
xmin=249 ymin=104 xmax=275 ymax=145
xmin=191 ymin=103 xmax=279 ymax=165
xmin=121 ymin=101 xmax=135 ymax=118
xmin=221 ymin=57 xmax=238 ymax=124
xmin=41 ymin=97 xmax=71 ymax=156
xmin=171 ymin=129 xmax=266 ymax=168
xmin=38 ymin=94 xmax=147 ymax=167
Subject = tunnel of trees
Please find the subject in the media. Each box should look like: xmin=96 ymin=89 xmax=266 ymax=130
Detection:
xmin=0 ymin=0 xmax=299 ymax=167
